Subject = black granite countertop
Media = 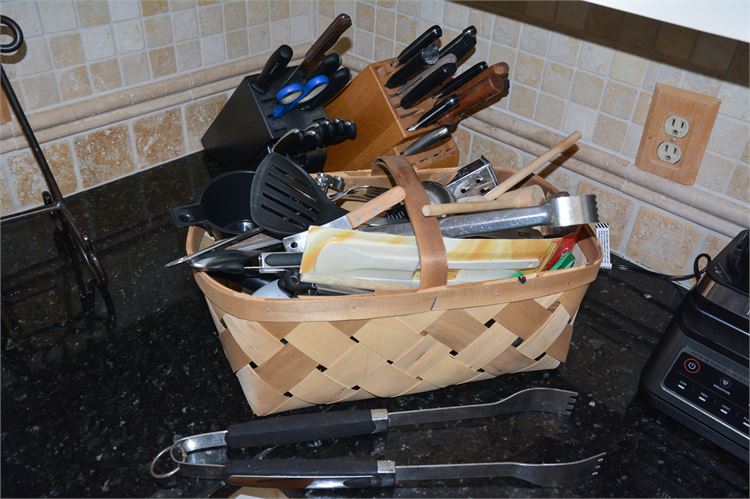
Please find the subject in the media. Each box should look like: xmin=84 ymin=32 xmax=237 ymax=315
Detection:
xmin=1 ymin=152 xmax=747 ymax=498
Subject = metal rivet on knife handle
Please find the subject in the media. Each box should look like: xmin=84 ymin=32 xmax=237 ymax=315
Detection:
xmin=483 ymin=131 xmax=582 ymax=200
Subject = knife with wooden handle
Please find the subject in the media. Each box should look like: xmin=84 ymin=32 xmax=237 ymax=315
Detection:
xmin=438 ymin=62 xmax=509 ymax=126
xmin=422 ymin=185 xmax=546 ymax=217
xmin=282 ymin=13 xmax=351 ymax=85
xmin=483 ymin=131 xmax=582 ymax=200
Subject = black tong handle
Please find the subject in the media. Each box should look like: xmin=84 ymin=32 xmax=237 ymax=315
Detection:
xmin=226 ymin=409 xmax=380 ymax=448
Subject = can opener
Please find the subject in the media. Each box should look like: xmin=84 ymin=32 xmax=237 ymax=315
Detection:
xmin=150 ymin=387 xmax=605 ymax=489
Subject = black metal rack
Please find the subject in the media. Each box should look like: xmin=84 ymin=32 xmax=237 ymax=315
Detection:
xmin=0 ymin=15 xmax=108 ymax=290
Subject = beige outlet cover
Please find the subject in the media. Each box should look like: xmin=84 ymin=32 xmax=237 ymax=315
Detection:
xmin=635 ymin=84 xmax=720 ymax=185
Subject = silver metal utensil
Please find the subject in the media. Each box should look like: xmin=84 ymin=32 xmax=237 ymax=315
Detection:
xmin=164 ymin=228 xmax=263 ymax=268
xmin=362 ymin=195 xmax=599 ymax=238
xmin=150 ymin=387 xmax=605 ymax=489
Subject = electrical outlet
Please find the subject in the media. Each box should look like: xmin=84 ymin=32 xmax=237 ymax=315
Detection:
xmin=636 ymin=84 xmax=719 ymax=185
xmin=664 ymin=115 xmax=689 ymax=138
xmin=657 ymin=141 xmax=682 ymax=164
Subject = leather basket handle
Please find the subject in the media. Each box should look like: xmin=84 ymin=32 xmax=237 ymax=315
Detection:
xmin=371 ymin=156 xmax=448 ymax=289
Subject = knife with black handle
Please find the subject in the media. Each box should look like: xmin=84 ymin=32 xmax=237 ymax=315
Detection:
xmin=392 ymin=24 xmax=442 ymax=67
xmin=406 ymin=94 xmax=459 ymax=131
xmin=302 ymin=66 xmax=351 ymax=108
xmin=282 ymin=13 xmax=351 ymax=85
xmin=400 ymin=62 xmax=457 ymax=109
xmin=439 ymin=62 xmax=509 ymax=125
xmin=252 ymin=44 xmax=293 ymax=94
xmin=439 ymin=25 xmax=476 ymax=57
xmin=385 ymin=44 xmax=439 ymax=88
xmin=309 ymin=52 xmax=341 ymax=79
xmin=397 ymin=53 xmax=456 ymax=97
xmin=437 ymin=61 xmax=487 ymax=98
xmin=440 ymin=29 xmax=476 ymax=62
xmin=401 ymin=125 xmax=455 ymax=155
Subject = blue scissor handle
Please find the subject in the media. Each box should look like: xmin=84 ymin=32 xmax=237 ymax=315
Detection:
xmin=273 ymin=75 xmax=329 ymax=118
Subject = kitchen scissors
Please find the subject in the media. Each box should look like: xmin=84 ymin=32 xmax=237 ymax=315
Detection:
xmin=273 ymin=75 xmax=329 ymax=118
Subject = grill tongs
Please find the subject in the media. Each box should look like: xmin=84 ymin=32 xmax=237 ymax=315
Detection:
xmin=150 ymin=387 xmax=605 ymax=489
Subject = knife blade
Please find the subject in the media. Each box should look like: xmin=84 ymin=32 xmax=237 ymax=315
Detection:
xmin=437 ymin=61 xmax=487 ymax=98
xmin=252 ymin=45 xmax=293 ymax=94
xmin=401 ymin=125 xmax=455 ymax=155
xmin=392 ymin=24 xmax=442 ymax=66
xmin=439 ymin=25 xmax=476 ymax=57
xmin=385 ymin=44 xmax=439 ymax=88
xmin=439 ymin=62 xmax=509 ymax=126
xmin=282 ymin=13 xmax=351 ymax=85
xmin=400 ymin=62 xmax=457 ymax=109
xmin=302 ymin=66 xmax=350 ymax=108
xmin=405 ymin=94 xmax=459 ymax=131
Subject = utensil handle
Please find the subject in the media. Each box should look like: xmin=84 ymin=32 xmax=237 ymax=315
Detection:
xmin=394 ymin=24 xmax=442 ymax=66
xmin=303 ymin=13 xmax=351 ymax=71
xmin=170 ymin=203 xmax=205 ymax=228
xmin=225 ymin=458 xmax=388 ymax=489
xmin=345 ymin=186 xmax=406 ymax=227
xmin=422 ymin=185 xmax=545 ymax=216
xmin=439 ymin=62 xmax=509 ymax=125
xmin=252 ymin=45 xmax=292 ymax=93
xmin=483 ymin=131 xmax=581 ymax=200
xmin=226 ymin=409 xmax=381 ymax=448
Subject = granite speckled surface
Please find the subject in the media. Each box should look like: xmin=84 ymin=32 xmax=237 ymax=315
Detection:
xmin=1 ymin=152 xmax=748 ymax=498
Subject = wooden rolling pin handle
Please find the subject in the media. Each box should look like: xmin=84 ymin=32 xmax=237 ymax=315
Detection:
xmin=422 ymin=185 xmax=545 ymax=217
xmin=346 ymin=186 xmax=406 ymax=227
xmin=483 ymin=131 xmax=581 ymax=201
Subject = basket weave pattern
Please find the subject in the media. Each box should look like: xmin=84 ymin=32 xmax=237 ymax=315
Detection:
xmin=188 ymin=163 xmax=601 ymax=416
xmin=208 ymin=285 xmax=587 ymax=415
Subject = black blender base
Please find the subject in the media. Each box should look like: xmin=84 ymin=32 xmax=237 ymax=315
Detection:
xmin=641 ymin=385 xmax=749 ymax=462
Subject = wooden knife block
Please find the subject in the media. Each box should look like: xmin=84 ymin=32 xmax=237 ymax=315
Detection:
xmin=323 ymin=60 xmax=459 ymax=172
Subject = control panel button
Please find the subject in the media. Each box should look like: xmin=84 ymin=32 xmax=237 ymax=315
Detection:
xmin=719 ymin=377 xmax=732 ymax=388
xmin=683 ymin=358 xmax=701 ymax=374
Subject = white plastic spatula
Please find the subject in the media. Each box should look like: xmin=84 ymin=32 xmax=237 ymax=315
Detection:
xmin=300 ymin=228 xmax=560 ymax=290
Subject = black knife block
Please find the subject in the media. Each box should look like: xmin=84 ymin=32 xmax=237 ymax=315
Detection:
xmin=201 ymin=66 xmax=329 ymax=172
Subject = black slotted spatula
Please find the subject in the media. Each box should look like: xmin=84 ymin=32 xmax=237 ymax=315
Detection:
xmin=250 ymin=153 xmax=347 ymax=236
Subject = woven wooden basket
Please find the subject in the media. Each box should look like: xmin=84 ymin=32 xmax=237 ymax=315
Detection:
xmin=187 ymin=157 xmax=602 ymax=416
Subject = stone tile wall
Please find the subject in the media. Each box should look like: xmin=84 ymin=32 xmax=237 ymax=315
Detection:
xmin=0 ymin=0 xmax=314 ymax=213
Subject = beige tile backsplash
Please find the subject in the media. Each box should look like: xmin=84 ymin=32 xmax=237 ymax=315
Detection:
xmin=1 ymin=0 xmax=748 ymax=276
